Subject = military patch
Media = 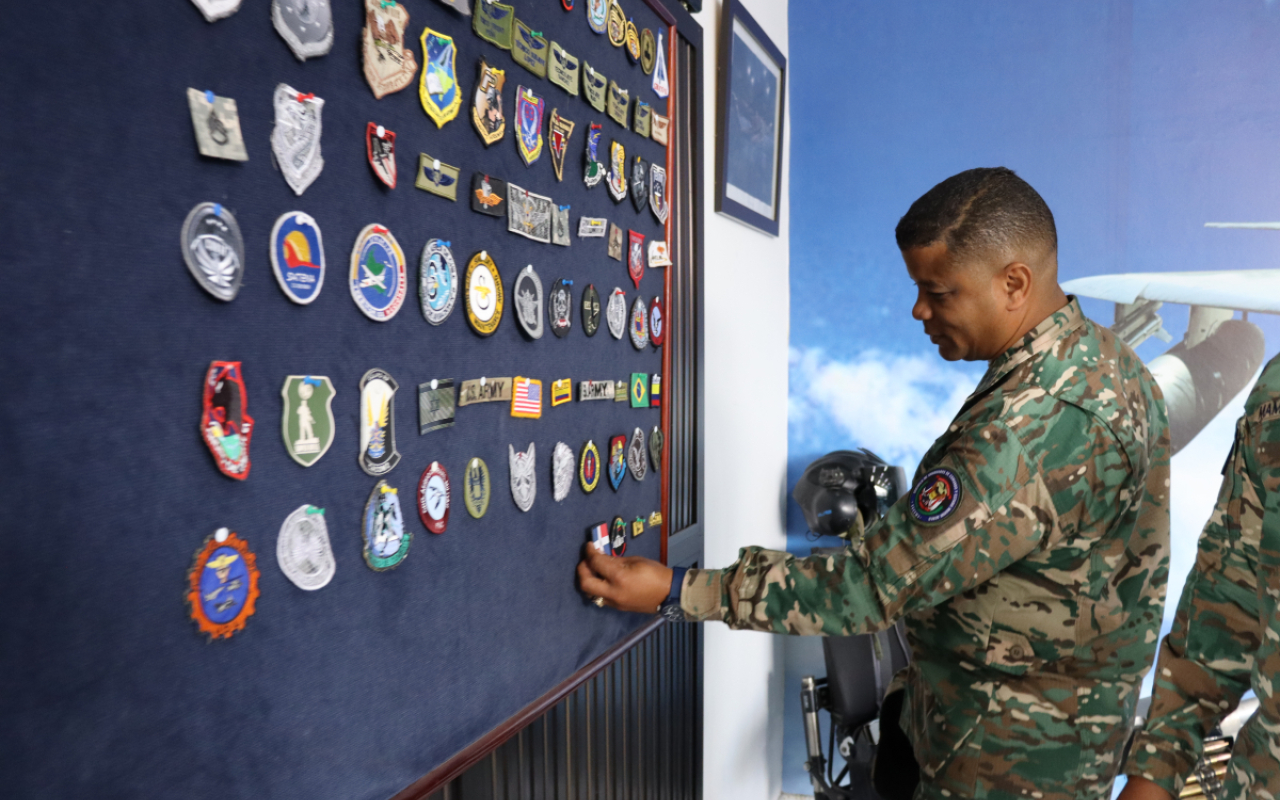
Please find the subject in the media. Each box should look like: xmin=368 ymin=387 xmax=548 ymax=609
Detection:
xmin=419 ymin=238 xmax=458 ymax=325
xmin=511 ymin=376 xmax=543 ymax=419
xmin=271 ymin=84 xmax=324 ymax=196
xmin=649 ymin=296 xmax=664 ymax=347
xmin=417 ymin=378 xmax=455 ymax=434
xmin=650 ymin=373 xmax=661 ymax=407
xmin=651 ymin=113 xmax=670 ymax=146
xmin=606 ymin=81 xmax=630 ymax=127
xmin=650 ymin=165 xmax=669 ymax=223
xmin=472 ymin=0 xmax=514 ymax=49
xmin=615 ymin=380 xmax=629 ymax=402
xmin=607 ymin=287 xmax=627 ymax=338
xmin=509 ymin=443 xmax=537 ymax=511
xmin=191 ymin=0 xmax=242 ymax=23
xmin=652 ymin=31 xmax=669 ymax=98
xmin=187 ymin=528 xmax=259 ymax=641
xmin=459 ymin=375 xmax=511 ymax=405
xmin=512 ymin=19 xmax=549 ymax=79
xmin=549 ymin=42 xmax=580 ymax=94
xmin=586 ymin=0 xmax=608 ymax=34
xmin=608 ymin=435 xmax=627 ymax=491
xmin=472 ymin=60 xmax=506 ymax=146
xmin=419 ymin=28 xmax=461 ymax=127
xmin=277 ymin=505 xmax=336 ymax=591
xmin=583 ymin=63 xmax=607 ymax=112
xmin=202 ymin=361 xmax=254 ymax=479
xmin=416 ymin=461 xmax=450 ymax=534
xmin=648 ymin=239 xmax=671 ymax=267
xmin=548 ymin=278 xmax=573 ymax=337
xmin=548 ymin=110 xmax=575 ymax=181
xmin=607 ymin=141 xmax=627 ymax=202
xmin=552 ymin=205 xmax=572 ymax=246
xmin=630 ymin=372 xmax=649 ymax=408
xmin=627 ymin=427 xmax=647 ymax=481
xmin=589 ymin=521 xmax=611 ymax=554
xmin=628 ymin=230 xmax=645 ymax=288
xmin=273 ymin=0 xmax=333 ymax=61
xmin=607 ymin=1 xmax=626 ymax=47
xmin=649 ymin=426 xmax=663 ymax=471
xmin=471 ymin=173 xmax=507 ymax=216
xmin=363 ymin=480 xmax=411 ymax=571
xmin=187 ymin=89 xmax=248 ymax=161
xmin=630 ymin=294 xmax=649 ymax=349
xmin=610 ymin=516 xmax=627 ymax=555
xmin=579 ymin=216 xmax=607 ymax=237
xmin=463 ymin=457 xmax=491 ymax=519
xmin=507 ymin=182 xmax=553 ymax=243
xmin=579 ymin=380 xmax=614 ymax=401
xmin=415 ymin=153 xmax=460 ymax=200
xmin=584 ymin=123 xmax=605 ymax=187
xmin=270 ymin=211 xmax=325 ymax=305
xmin=631 ymin=156 xmax=649 ymax=212
xmin=582 ymin=283 xmax=602 ymax=336
xmin=625 ymin=19 xmax=640 ymax=62
xmin=349 ymin=224 xmax=408 ymax=322
xmin=359 ymin=368 xmax=400 ymax=476
xmin=648 ymin=510 xmax=662 ymax=527
xmin=580 ymin=440 xmax=601 ymax=492
xmin=366 ymin=123 xmax=397 ymax=188
xmin=640 ymin=28 xmax=656 ymax=74
xmin=633 ymin=100 xmax=652 ymax=138
xmin=628 ymin=517 xmax=642 ymax=538
xmin=437 ymin=0 xmax=472 ymax=13
xmin=909 ymin=467 xmax=963 ymax=525
xmin=553 ymin=442 xmax=574 ymax=501
xmin=552 ymin=378 xmax=573 ymax=406
xmin=563 ymin=0 xmax=574 ymax=10
xmin=513 ymin=264 xmax=545 ymax=339
xmin=363 ymin=0 xmax=417 ymax=99
xmin=281 ymin=375 xmax=336 ymax=467
xmin=182 ymin=202 xmax=244 ymax=302
xmin=465 ymin=251 xmax=504 ymax=336
xmin=515 ymin=86 xmax=545 ymax=165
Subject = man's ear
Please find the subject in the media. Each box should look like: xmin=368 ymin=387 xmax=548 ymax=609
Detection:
xmin=1002 ymin=262 xmax=1033 ymax=310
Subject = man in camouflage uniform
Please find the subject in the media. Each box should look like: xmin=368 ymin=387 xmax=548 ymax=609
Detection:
xmin=579 ymin=168 xmax=1171 ymax=800
xmin=1120 ymin=355 xmax=1280 ymax=800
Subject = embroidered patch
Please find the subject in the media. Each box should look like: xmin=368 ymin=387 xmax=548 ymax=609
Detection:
xmin=909 ymin=468 xmax=963 ymax=525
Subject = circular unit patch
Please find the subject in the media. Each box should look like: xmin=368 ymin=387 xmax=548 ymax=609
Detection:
xmin=418 ymin=239 xmax=457 ymax=325
xmin=640 ymin=28 xmax=656 ymax=74
xmin=610 ymin=516 xmax=627 ymax=556
xmin=629 ymin=295 xmax=649 ymax=349
xmin=513 ymin=264 xmax=544 ymax=339
xmin=648 ymin=425 xmax=663 ymax=471
xmin=463 ymin=457 xmax=491 ymax=518
xmin=625 ymin=20 xmax=640 ymax=62
xmin=582 ymin=283 xmax=601 ymax=337
xmin=607 ymin=2 xmax=626 ymax=46
xmin=349 ymin=224 xmax=408 ymax=322
xmin=276 ymin=504 xmax=336 ymax=591
xmin=182 ymin=202 xmax=245 ymax=302
xmin=548 ymin=278 xmax=573 ymax=338
xmin=607 ymin=287 xmax=627 ymax=339
xmin=649 ymin=296 xmax=664 ymax=347
xmin=909 ymin=468 xmax=963 ymax=525
xmin=187 ymin=528 xmax=260 ymax=640
xmin=579 ymin=440 xmax=600 ymax=493
xmin=417 ymin=461 xmax=450 ymax=534
xmin=465 ymin=251 xmax=504 ymax=336
xmin=363 ymin=480 xmax=411 ymax=571
xmin=269 ymin=211 xmax=325 ymax=304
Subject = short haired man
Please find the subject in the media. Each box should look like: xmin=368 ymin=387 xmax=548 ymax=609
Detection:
xmin=579 ymin=167 xmax=1171 ymax=800
xmin=1120 ymin=354 xmax=1280 ymax=800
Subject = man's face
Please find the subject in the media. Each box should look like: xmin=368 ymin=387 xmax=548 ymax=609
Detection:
xmin=903 ymin=242 xmax=1011 ymax=362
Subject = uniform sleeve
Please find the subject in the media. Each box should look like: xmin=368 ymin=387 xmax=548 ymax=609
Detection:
xmin=681 ymin=416 xmax=1074 ymax=635
xmin=1124 ymin=418 xmax=1264 ymax=796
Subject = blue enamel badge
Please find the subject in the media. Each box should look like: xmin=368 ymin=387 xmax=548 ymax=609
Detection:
xmin=909 ymin=468 xmax=963 ymax=525
xmin=609 ymin=434 xmax=626 ymax=491
xmin=516 ymin=86 xmax=545 ymax=165
xmin=269 ymin=211 xmax=325 ymax=304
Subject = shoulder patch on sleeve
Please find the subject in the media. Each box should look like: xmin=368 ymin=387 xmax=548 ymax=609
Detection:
xmin=909 ymin=467 xmax=963 ymax=525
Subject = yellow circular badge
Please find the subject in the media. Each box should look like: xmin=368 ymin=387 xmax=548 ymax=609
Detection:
xmin=607 ymin=1 xmax=626 ymax=47
xmin=465 ymin=251 xmax=504 ymax=336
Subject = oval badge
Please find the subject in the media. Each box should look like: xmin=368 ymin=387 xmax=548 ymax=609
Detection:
xmin=363 ymin=480 xmax=411 ymax=571
xmin=463 ymin=457 xmax=491 ymax=518
xmin=270 ymin=211 xmax=325 ymax=304
xmin=580 ymin=439 xmax=600 ymax=493
xmin=276 ymin=504 xmax=336 ymax=591
xmin=607 ymin=287 xmax=627 ymax=339
xmin=630 ymin=295 xmax=649 ymax=350
xmin=466 ymin=251 xmax=504 ymax=336
xmin=513 ymin=264 xmax=544 ymax=339
xmin=349 ymin=224 xmax=407 ymax=322
xmin=909 ymin=468 xmax=963 ymax=525
xmin=417 ymin=461 xmax=450 ymax=534
xmin=419 ymin=238 xmax=458 ymax=325
xmin=582 ymin=283 xmax=601 ymax=337
xmin=548 ymin=278 xmax=573 ymax=338
xmin=610 ymin=516 xmax=627 ymax=556
xmin=182 ymin=202 xmax=244 ymax=302
xmin=187 ymin=528 xmax=260 ymax=640
xmin=649 ymin=296 xmax=664 ymax=347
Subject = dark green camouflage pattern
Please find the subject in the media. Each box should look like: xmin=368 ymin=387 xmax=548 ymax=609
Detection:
xmin=1125 ymin=353 xmax=1280 ymax=800
xmin=683 ymin=298 xmax=1170 ymax=800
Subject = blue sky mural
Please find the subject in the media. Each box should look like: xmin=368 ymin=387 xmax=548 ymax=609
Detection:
xmin=783 ymin=1 xmax=1280 ymax=794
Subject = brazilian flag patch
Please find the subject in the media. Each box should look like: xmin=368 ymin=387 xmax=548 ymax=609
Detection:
xmin=909 ymin=468 xmax=963 ymax=525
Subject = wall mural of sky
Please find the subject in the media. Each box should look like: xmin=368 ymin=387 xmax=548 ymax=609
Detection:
xmin=782 ymin=1 xmax=1280 ymax=795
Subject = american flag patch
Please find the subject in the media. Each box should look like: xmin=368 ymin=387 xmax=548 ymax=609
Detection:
xmin=511 ymin=376 xmax=543 ymax=419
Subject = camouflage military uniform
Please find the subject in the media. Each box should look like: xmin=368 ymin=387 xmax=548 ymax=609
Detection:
xmin=1124 ymin=354 xmax=1280 ymax=799
xmin=682 ymin=298 xmax=1170 ymax=800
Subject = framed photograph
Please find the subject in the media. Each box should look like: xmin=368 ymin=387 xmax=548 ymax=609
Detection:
xmin=715 ymin=0 xmax=787 ymax=236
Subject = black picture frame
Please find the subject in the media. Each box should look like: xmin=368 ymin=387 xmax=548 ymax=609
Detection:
xmin=714 ymin=0 xmax=786 ymax=236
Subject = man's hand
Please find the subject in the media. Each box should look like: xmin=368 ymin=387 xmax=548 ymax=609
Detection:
xmin=577 ymin=545 xmax=673 ymax=613
xmin=1116 ymin=776 xmax=1174 ymax=800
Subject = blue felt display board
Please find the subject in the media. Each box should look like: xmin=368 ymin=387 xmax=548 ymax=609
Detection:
xmin=0 ymin=1 xmax=670 ymax=797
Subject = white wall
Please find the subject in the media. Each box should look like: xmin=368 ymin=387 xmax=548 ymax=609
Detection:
xmin=691 ymin=1 xmax=791 ymax=799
